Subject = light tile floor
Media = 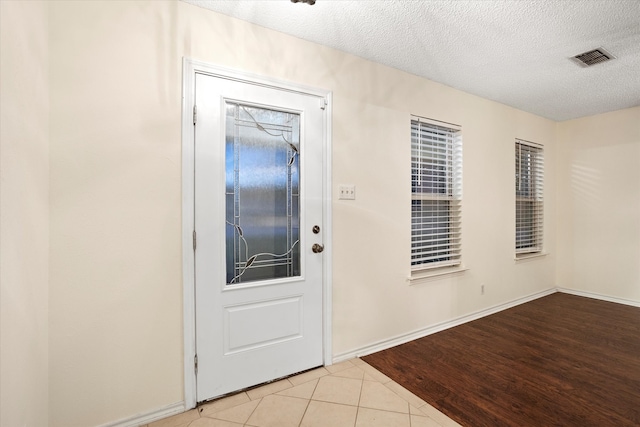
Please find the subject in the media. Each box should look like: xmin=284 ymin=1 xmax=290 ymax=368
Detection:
xmin=144 ymin=358 xmax=462 ymax=427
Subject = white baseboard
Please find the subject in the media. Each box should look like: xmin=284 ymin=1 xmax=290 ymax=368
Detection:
xmin=96 ymin=401 xmax=185 ymax=427
xmin=333 ymin=287 xmax=556 ymax=363
xmin=557 ymin=287 xmax=640 ymax=308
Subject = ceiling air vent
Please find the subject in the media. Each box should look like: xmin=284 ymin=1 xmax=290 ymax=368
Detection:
xmin=572 ymin=48 xmax=615 ymax=67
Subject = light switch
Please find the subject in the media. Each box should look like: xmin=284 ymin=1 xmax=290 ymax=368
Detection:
xmin=339 ymin=184 xmax=356 ymax=200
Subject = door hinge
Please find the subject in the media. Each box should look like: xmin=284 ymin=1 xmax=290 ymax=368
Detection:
xmin=193 ymin=105 xmax=197 ymax=125
xmin=319 ymin=98 xmax=327 ymax=110
xmin=192 ymin=230 xmax=197 ymax=251
xmin=194 ymin=354 xmax=198 ymax=375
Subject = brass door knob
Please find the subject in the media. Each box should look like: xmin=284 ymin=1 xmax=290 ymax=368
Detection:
xmin=312 ymin=243 xmax=324 ymax=253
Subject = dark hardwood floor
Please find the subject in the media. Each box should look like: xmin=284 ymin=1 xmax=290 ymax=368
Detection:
xmin=362 ymin=293 xmax=640 ymax=427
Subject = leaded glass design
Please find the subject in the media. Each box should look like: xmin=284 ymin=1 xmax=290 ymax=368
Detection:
xmin=225 ymin=103 xmax=300 ymax=284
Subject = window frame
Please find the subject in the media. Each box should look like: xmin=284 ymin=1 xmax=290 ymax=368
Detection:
xmin=515 ymin=139 xmax=544 ymax=257
xmin=410 ymin=116 xmax=463 ymax=272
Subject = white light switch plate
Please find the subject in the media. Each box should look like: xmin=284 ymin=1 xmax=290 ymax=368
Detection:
xmin=339 ymin=184 xmax=356 ymax=200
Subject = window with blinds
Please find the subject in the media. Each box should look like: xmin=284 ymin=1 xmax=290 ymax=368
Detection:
xmin=411 ymin=117 xmax=462 ymax=270
xmin=515 ymin=140 xmax=543 ymax=256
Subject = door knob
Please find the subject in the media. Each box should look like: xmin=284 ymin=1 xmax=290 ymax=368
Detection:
xmin=312 ymin=243 xmax=324 ymax=253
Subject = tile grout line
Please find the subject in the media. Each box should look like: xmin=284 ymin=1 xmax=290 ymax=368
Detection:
xmin=296 ymin=399 xmax=312 ymax=427
xmin=353 ymin=364 xmax=367 ymax=427
xmin=295 ymin=377 xmax=321 ymax=427
xmin=242 ymin=396 xmax=261 ymax=427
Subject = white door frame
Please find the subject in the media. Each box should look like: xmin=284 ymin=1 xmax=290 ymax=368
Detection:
xmin=181 ymin=58 xmax=332 ymax=409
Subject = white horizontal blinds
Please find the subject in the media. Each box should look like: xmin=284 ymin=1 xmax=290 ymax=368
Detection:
xmin=411 ymin=117 xmax=462 ymax=269
xmin=515 ymin=139 xmax=544 ymax=255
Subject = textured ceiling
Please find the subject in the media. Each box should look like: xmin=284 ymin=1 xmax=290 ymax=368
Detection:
xmin=183 ymin=0 xmax=640 ymax=121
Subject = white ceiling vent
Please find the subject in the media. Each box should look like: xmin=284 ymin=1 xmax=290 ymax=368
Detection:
xmin=572 ymin=48 xmax=615 ymax=67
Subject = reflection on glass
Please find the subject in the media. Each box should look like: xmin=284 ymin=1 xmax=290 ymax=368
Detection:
xmin=225 ymin=103 xmax=300 ymax=285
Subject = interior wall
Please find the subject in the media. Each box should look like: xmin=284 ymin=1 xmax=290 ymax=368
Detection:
xmin=0 ymin=1 xmax=50 ymax=426
xmin=556 ymin=106 xmax=640 ymax=302
xmin=48 ymin=2 xmax=184 ymax=426
xmin=47 ymin=1 xmax=557 ymax=426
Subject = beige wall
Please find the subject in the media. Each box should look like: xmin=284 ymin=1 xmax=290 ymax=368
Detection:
xmin=0 ymin=1 xmax=50 ymax=426
xmin=46 ymin=2 xmax=557 ymax=425
xmin=48 ymin=2 xmax=184 ymax=425
xmin=14 ymin=1 xmax=640 ymax=426
xmin=12 ymin=2 xmax=640 ymax=426
xmin=556 ymin=107 xmax=640 ymax=301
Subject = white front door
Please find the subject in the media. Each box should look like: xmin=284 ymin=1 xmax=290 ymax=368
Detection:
xmin=194 ymin=72 xmax=326 ymax=402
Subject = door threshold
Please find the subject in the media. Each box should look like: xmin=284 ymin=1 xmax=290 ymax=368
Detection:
xmin=196 ymin=365 xmax=324 ymax=406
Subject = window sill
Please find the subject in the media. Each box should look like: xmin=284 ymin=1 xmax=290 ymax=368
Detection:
xmin=408 ymin=266 xmax=468 ymax=285
xmin=514 ymin=252 xmax=548 ymax=262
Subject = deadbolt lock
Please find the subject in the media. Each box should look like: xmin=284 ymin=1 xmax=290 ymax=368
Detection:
xmin=312 ymin=225 xmax=320 ymax=234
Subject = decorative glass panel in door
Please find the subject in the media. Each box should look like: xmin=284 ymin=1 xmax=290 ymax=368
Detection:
xmin=225 ymin=103 xmax=300 ymax=285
